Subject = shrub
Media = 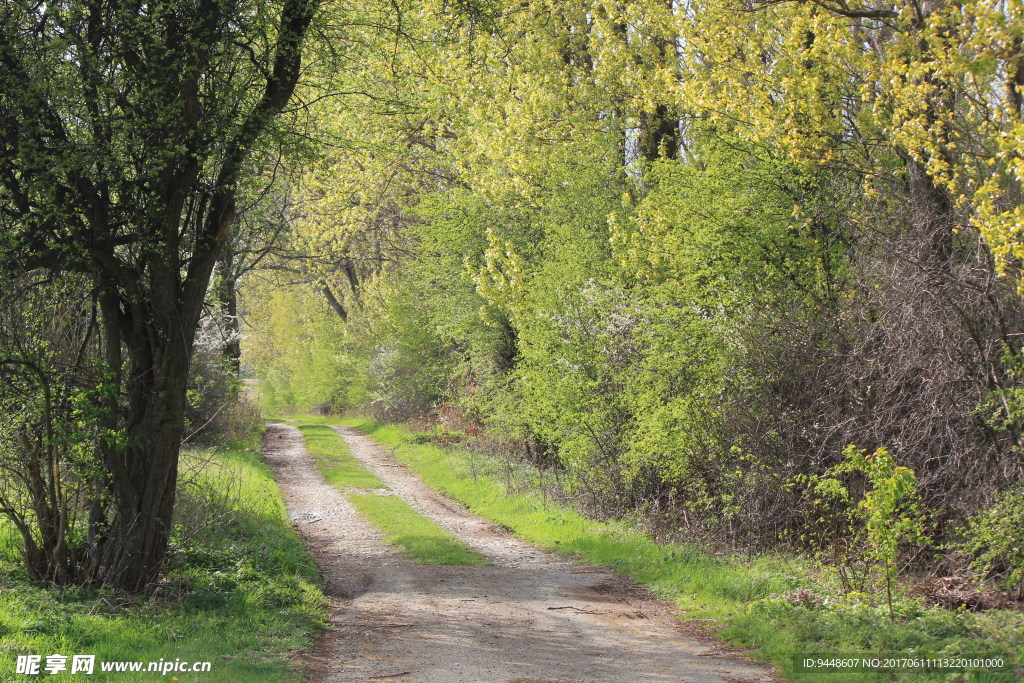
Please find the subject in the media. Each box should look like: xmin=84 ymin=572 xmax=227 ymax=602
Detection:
xmin=960 ymin=486 xmax=1024 ymax=597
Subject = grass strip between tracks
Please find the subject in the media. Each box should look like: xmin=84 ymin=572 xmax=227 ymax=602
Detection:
xmin=291 ymin=423 xmax=486 ymax=566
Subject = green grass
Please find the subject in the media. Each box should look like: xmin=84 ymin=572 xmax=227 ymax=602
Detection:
xmin=276 ymin=420 xmax=486 ymax=566
xmin=0 ymin=434 xmax=326 ymax=682
xmin=297 ymin=424 xmax=386 ymax=490
xmin=347 ymin=493 xmax=487 ymax=565
xmin=331 ymin=417 xmax=1024 ymax=682
xmin=274 ymin=414 xmax=348 ymax=426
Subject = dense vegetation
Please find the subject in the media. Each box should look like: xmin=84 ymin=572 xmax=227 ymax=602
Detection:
xmin=0 ymin=0 xmax=320 ymax=591
xmin=247 ymin=0 xmax=1024 ymax=600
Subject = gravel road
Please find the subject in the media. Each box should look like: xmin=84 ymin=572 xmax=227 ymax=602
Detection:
xmin=262 ymin=422 xmax=777 ymax=682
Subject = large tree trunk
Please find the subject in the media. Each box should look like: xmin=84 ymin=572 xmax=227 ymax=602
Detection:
xmin=96 ymin=424 xmax=182 ymax=591
xmin=91 ymin=299 xmax=194 ymax=591
xmin=638 ymin=104 xmax=679 ymax=163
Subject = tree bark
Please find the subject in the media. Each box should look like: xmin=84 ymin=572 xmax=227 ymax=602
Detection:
xmin=218 ymin=246 xmax=242 ymax=375
xmin=322 ymin=283 xmax=349 ymax=321
xmin=638 ymin=104 xmax=679 ymax=163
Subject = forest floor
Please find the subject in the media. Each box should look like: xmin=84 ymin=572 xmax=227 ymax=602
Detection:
xmin=261 ymin=422 xmax=778 ymax=682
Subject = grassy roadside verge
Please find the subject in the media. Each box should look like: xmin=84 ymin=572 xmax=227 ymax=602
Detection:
xmin=0 ymin=433 xmax=325 ymax=681
xmin=321 ymin=416 xmax=1023 ymax=682
xmin=286 ymin=422 xmax=485 ymax=566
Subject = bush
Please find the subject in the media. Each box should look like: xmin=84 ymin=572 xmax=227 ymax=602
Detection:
xmin=960 ymin=485 xmax=1024 ymax=596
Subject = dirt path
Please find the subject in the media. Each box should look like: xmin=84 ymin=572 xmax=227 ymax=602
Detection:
xmin=262 ymin=423 xmax=777 ymax=682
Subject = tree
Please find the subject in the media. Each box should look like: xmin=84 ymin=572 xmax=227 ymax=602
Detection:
xmin=216 ymin=179 xmax=302 ymax=374
xmin=256 ymin=0 xmax=1022 ymax=545
xmin=0 ymin=0 xmax=319 ymax=591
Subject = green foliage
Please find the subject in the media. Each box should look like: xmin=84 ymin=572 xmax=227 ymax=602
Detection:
xmin=977 ymin=348 xmax=1024 ymax=435
xmin=0 ymin=277 xmax=111 ymax=583
xmin=242 ymin=0 xmax=1024 ymax=610
xmin=247 ymin=285 xmax=353 ymax=414
xmin=800 ymin=445 xmax=929 ymax=620
xmin=852 ymin=447 xmax=927 ymax=570
xmin=959 ymin=486 xmax=1024 ymax=594
xmin=354 ymin=273 xmax=453 ymax=421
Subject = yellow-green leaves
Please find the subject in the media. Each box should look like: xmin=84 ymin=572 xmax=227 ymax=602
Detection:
xmin=675 ymin=0 xmax=1024 ymax=287
xmin=468 ymin=228 xmax=527 ymax=327
xmin=825 ymin=445 xmax=929 ymax=619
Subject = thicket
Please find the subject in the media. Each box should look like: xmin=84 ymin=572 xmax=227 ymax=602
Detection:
xmin=244 ymin=0 xmax=1024 ymax=593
